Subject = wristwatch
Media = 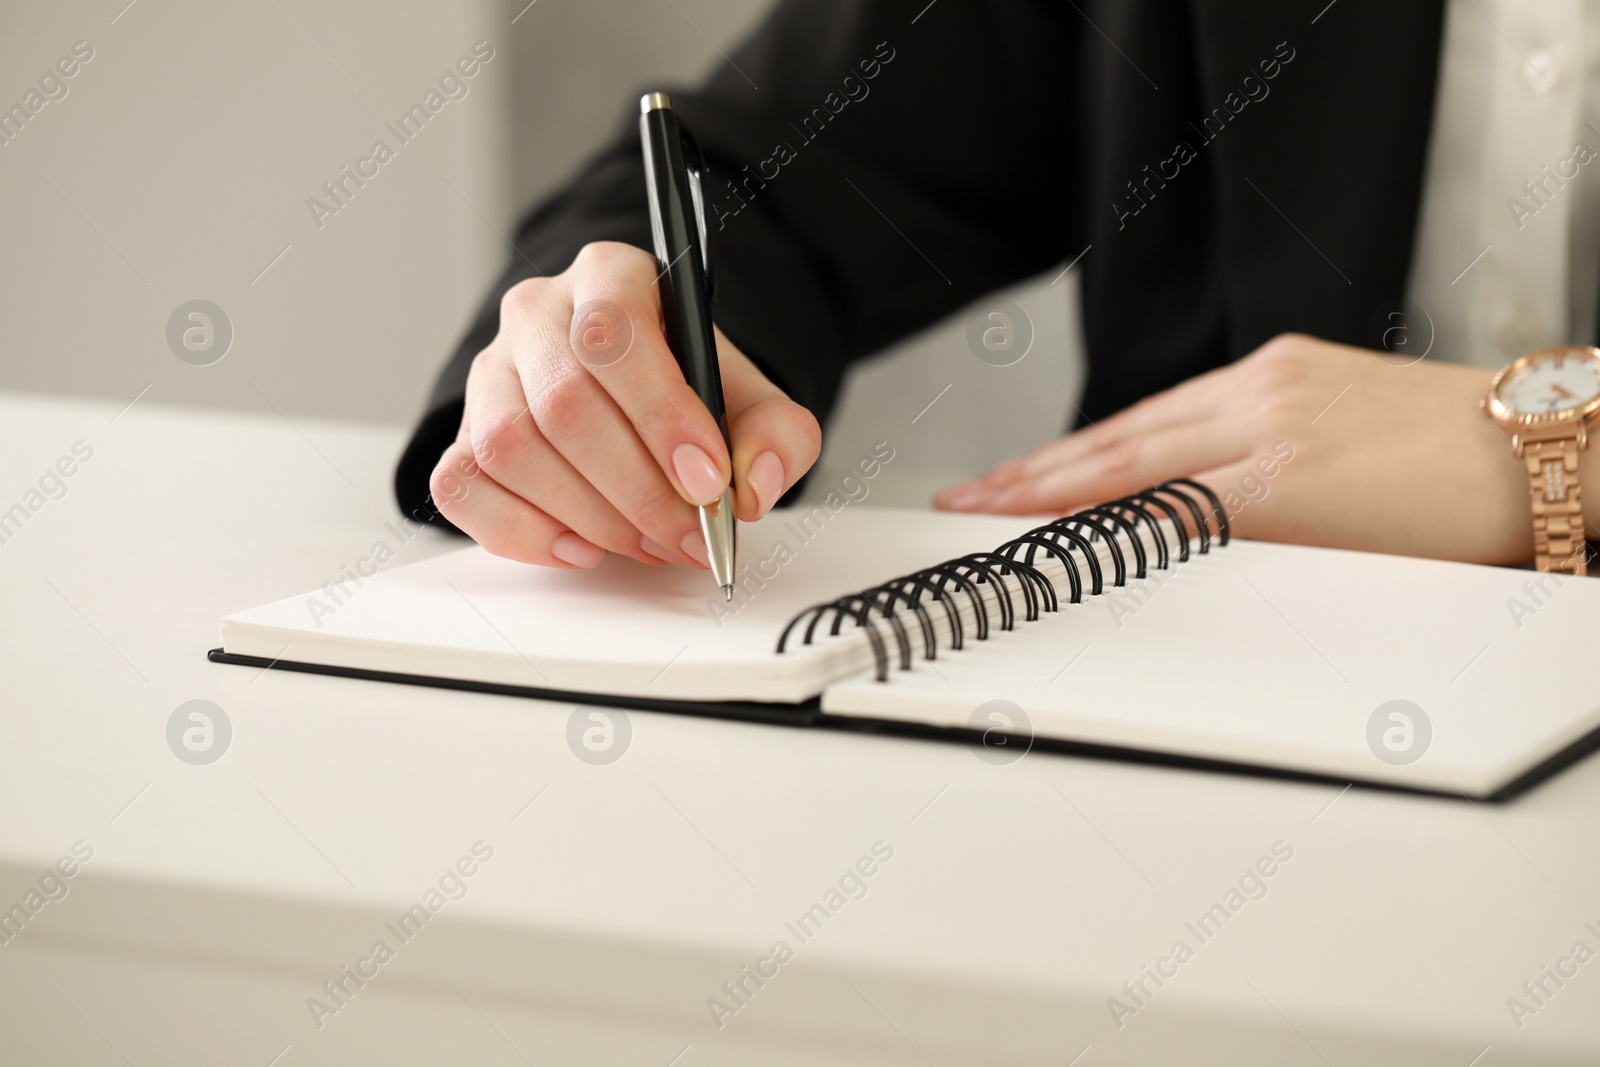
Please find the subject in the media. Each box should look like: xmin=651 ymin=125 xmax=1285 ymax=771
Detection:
xmin=1484 ymin=344 xmax=1600 ymax=575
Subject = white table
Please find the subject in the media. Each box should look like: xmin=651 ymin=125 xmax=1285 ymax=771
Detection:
xmin=1 ymin=390 xmax=1597 ymax=1066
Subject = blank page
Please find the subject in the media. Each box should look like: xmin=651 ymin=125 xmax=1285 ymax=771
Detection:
xmin=220 ymin=507 xmax=1035 ymax=703
xmin=822 ymin=540 xmax=1600 ymax=795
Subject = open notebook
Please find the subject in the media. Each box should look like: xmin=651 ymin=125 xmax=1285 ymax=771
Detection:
xmin=212 ymin=486 xmax=1600 ymax=800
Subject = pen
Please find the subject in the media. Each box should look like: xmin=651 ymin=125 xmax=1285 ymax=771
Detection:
xmin=639 ymin=91 xmax=737 ymax=600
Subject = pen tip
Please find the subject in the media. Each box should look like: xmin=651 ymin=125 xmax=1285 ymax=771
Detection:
xmin=721 ymin=585 xmax=733 ymax=601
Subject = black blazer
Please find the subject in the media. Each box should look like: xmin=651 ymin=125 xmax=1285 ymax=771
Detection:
xmin=396 ymin=0 xmax=1444 ymax=523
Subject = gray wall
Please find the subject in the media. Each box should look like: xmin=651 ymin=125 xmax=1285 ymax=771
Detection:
xmin=0 ymin=0 xmax=510 ymax=425
xmin=0 ymin=0 xmax=1082 ymax=505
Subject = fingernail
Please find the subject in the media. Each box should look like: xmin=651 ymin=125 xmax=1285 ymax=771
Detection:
xmin=673 ymin=442 xmax=726 ymax=506
xmin=747 ymin=450 xmax=785 ymax=515
xmin=639 ymin=536 xmax=675 ymax=562
xmin=938 ymin=484 xmax=988 ymax=511
xmin=680 ymin=529 xmax=710 ymax=568
xmin=551 ymin=531 xmax=605 ymax=568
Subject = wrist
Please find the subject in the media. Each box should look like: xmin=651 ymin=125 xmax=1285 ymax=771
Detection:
xmin=1460 ymin=366 xmax=1540 ymax=565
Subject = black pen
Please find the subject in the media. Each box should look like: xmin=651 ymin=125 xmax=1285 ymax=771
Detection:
xmin=639 ymin=92 xmax=737 ymax=599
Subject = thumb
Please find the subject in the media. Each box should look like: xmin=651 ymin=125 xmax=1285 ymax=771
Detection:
xmin=716 ymin=328 xmax=822 ymax=521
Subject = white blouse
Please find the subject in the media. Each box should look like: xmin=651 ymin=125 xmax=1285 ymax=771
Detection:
xmin=1408 ymin=0 xmax=1600 ymax=367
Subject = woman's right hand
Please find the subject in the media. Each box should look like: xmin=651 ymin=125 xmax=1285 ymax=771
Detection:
xmin=430 ymin=241 xmax=822 ymax=569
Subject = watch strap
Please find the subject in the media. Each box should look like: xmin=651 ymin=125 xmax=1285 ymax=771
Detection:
xmin=1524 ymin=435 xmax=1588 ymax=575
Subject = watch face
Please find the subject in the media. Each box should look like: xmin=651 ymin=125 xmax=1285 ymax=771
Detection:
xmin=1496 ymin=349 xmax=1600 ymax=415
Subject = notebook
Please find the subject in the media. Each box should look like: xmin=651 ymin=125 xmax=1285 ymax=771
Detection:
xmin=211 ymin=484 xmax=1600 ymax=800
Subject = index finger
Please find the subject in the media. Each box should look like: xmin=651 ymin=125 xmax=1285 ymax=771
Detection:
xmin=563 ymin=242 xmax=732 ymax=508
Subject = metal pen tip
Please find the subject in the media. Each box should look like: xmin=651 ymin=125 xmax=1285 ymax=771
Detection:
xmin=700 ymin=489 xmax=738 ymax=600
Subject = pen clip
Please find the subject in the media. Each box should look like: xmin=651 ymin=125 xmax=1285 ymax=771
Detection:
xmin=678 ymin=125 xmax=716 ymax=304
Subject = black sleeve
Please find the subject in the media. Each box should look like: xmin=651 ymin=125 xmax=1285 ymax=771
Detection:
xmin=396 ymin=0 xmax=1081 ymax=525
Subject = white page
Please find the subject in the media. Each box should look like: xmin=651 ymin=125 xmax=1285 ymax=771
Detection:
xmin=823 ymin=540 xmax=1600 ymax=795
xmin=220 ymin=506 xmax=1038 ymax=702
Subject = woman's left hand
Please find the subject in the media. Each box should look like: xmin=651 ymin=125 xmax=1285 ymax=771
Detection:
xmin=935 ymin=333 xmax=1546 ymax=565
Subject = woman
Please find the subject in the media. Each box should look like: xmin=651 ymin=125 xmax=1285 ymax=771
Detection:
xmin=399 ymin=0 xmax=1600 ymax=577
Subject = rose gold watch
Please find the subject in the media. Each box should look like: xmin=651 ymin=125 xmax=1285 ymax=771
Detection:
xmin=1484 ymin=345 xmax=1600 ymax=575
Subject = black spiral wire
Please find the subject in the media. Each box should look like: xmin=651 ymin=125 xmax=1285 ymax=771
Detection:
xmin=774 ymin=479 xmax=1229 ymax=681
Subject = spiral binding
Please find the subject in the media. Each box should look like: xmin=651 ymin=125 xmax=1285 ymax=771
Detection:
xmin=775 ymin=479 xmax=1229 ymax=682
